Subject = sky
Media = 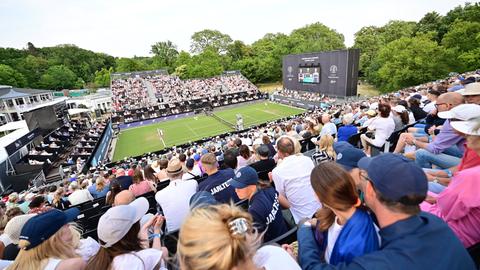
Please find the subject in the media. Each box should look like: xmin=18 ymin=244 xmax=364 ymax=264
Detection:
xmin=0 ymin=0 xmax=468 ymax=58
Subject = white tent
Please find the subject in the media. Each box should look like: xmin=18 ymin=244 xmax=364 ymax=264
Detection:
xmin=68 ymin=108 xmax=91 ymax=116
xmin=0 ymin=126 xmax=29 ymax=164
xmin=0 ymin=120 xmax=28 ymax=133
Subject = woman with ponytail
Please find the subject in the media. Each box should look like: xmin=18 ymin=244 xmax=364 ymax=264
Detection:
xmin=297 ymin=162 xmax=379 ymax=267
xmin=177 ymin=204 xmax=300 ymax=270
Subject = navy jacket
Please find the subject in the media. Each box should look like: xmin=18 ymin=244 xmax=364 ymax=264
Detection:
xmin=298 ymin=212 xmax=475 ymax=270
xmin=198 ymin=168 xmax=239 ymax=203
xmin=249 ymin=187 xmax=287 ymax=242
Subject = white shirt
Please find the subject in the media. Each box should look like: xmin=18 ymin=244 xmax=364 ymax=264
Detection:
xmin=111 ymin=249 xmax=167 ymax=270
xmin=68 ymin=189 xmax=93 ymax=206
xmin=182 ymin=171 xmax=196 ymax=180
xmin=155 ymin=179 xmax=198 ymax=232
xmin=271 ymin=155 xmax=321 ymax=223
xmin=191 ymin=164 xmax=202 ymax=177
xmin=320 ymin=122 xmax=337 ymax=137
xmin=325 ymin=217 xmax=344 ymax=263
xmin=423 ymin=101 xmax=436 ymax=114
xmin=367 ymin=117 xmax=395 ymax=147
xmin=253 ymin=245 xmax=301 ymax=270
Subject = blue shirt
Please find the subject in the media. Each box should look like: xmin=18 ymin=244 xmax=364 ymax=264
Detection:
xmin=88 ymin=184 xmax=110 ymax=199
xmin=198 ymin=168 xmax=239 ymax=203
xmin=116 ymin=176 xmax=133 ymax=190
xmin=298 ymin=212 xmax=475 ymax=270
xmin=337 ymin=125 xmax=358 ymax=142
xmin=249 ymin=187 xmax=288 ymax=242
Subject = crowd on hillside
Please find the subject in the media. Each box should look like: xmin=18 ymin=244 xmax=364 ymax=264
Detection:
xmin=111 ymin=74 xmax=259 ymax=112
xmin=0 ymin=71 xmax=479 ymax=269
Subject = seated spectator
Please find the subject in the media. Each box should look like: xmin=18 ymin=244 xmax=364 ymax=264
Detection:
xmin=87 ymin=177 xmax=110 ymax=199
xmin=296 ymin=162 xmax=379 ymax=265
xmin=68 ymin=181 xmax=93 ymax=206
xmin=333 ymin=142 xmax=367 ymax=195
xmin=112 ymin=190 xmax=135 ymax=206
xmin=407 ymin=93 xmax=466 ymax=169
xmin=360 ymin=103 xmax=395 ymax=155
xmin=155 ymin=159 xmax=170 ymax=182
xmin=143 ymin=165 xmax=159 ymax=183
xmin=129 ymin=169 xmax=156 ymax=197
xmin=1 ymin=214 xmax=36 ymax=261
xmin=262 ymin=136 xmax=277 ymax=158
xmin=8 ymin=208 xmax=85 ymax=270
xmin=0 ymin=202 xmax=7 ymax=231
xmin=198 ymin=153 xmax=239 ymax=203
xmin=337 ymin=113 xmax=358 ymax=142
xmin=249 ymin=145 xmax=276 ymax=181
xmin=421 ymin=118 xmax=480 ymax=248
xmin=312 ymin=134 xmax=336 ymax=165
xmin=177 ymin=204 xmax=300 ymax=270
xmin=52 ymin=188 xmax=71 ymax=210
xmin=408 ymin=97 xmax=427 ymax=121
xmin=237 ymin=145 xmax=255 ymax=169
xmin=105 ymin=181 xmax=122 ymax=205
xmin=182 ymin=158 xmax=197 ymax=180
xmin=86 ymin=198 xmax=168 ymax=270
xmin=221 ymin=149 xmax=238 ymax=171
xmin=228 ymin=166 xmax=287 ymax=242
xmin=391 ymin=105 xmax=410 ymax=131
xmin=461 ymin=82 xmax=480 ymax=105
xmin=27 ymin=196 xmax=51 ymax=214
xmin=6 ymin=193 xmax=19 ymax=210
xmin=115 ymin=168 xmax=133 ymax=190
xmin=320 ymin=114 xmax=337 ymax=137
xmin=271 ymin=137 xmax=321 ymax=224
xmin=298 ymin=153 xmax=475 ymax=269
xmin=155 ymin=158 xmax=198 ymax=232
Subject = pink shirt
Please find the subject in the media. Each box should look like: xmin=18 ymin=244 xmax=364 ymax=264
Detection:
xmin=129 ymin=181 xmax=154 ymax=197
xmin=421 ymin=165 xmax=480 ymax=247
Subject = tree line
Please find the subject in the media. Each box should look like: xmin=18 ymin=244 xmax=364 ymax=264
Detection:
xmin=0 ymin=2 xmax=479 ymax=93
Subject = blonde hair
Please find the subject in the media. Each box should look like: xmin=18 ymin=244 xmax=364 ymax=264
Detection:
xmin=52 ymin=187 xmax=65 ymax=206
xmin=8 ymin=225 xmax=81 ymax=270
xmin=177 ymin=204 xmax=259 ymax=270
xmin=96 ymin=176 xmax=106 ymax=191
xmin=318 ymin=134 xmax=336 ymax=158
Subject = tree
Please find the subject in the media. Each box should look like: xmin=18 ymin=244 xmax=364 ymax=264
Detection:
xmin=227 ymin=40 xmax=251 ymax=62
xmin=353 ymin=26 xmax=383 ymax=78
xmin=15 ymin=55 xmax=49 ymax=88
xmin=39 ymin=65 xmax=78 ymax=90
xmin=372 ymin=36 xmax=452 ymax=92
xmin=289 ymin=22 xmax=345 ymax=54
xmin=442 ymin=20 xmax=480 ymax=53
xmin=0 ymin=64 xmax=27 ymax=87
xmin=115 ymin=58 xmax=149 ymax=72
xmin=186 ymin=48 xmax=224 ymax=78
xmin=94 ymin=67 xmax=113 ymax=87
xmin=190 ymin=29 xmax=233 ymax=54
xmin=380 ymin=20 xmax=416 ymax=44
xmin=150 ymin=40 xmax=179 ymax=68
xmin=414 ymin=12 xmax=443 ymax=41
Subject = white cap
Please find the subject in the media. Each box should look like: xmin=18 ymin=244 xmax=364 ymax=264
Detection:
xmin=342 ymin=113 xmax=354 ymax=124
xmin=451 ymin=120 xmax=480 ymax=136
xmin=438 ymin=104 xmax=480 ymax=120
xmin=97 ymin=197 xmax=149 ymax=247
xmin=461 ymin=82 xmax=480 ymax=96
xmin=4 ymin=214 xmax=36 ymax=244
xmin=369 ymin=102 xmax=378 ymax=110
xmin=392 ymin=105 xmax=407 ymax=113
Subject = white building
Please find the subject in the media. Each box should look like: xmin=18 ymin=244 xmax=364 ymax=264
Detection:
xmin=66 ymin=90 xmax=113 ymax=113
xmin=0 ymin=85 xmax=57 ymax=124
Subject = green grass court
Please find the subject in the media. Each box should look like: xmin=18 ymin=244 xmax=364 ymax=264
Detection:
xmin=113 ymin=102 xmax=305 ymax=161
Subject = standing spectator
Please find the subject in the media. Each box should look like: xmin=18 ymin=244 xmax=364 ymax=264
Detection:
xmin=228 ymin=166 xmax=287 ymax=242
xmin=177 ymin=204 xmax=300 ymax=270
xmin=337 ymin=113 xmax=358 ymax=142
xmin=297 ymin=162 xmax=379 ymax=265
xmin=271 ymin=137 xmax=321 ymax=224
xmin=7 ymin=208 xmax=85 ymax=270
xmin=87 ymin=177 xmax=109 ymax=199
xmin=129 ymin=169 xmax=156 ymax=197
xmin=198 ymin=153 xmax=239 ymax=203
xmin=68 ymin=181 xmax=93 ymax=206
xmin=155 ymin=158 xmax=198 ymax=232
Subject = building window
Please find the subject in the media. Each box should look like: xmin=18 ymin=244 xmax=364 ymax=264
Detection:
xmin=15 ymin=98 xmax=25 ymax=105
xmin=6 ymin=100 xmax=14 ymax=107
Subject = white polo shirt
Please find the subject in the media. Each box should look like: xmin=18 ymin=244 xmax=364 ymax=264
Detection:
xmin=155 ymin=179 xmax=198 ymax=232
xmin=271 ymin=155 xmax=321 ymax=223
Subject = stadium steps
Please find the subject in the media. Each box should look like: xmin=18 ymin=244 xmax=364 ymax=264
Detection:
xmin=45 ymin=171 xmax=63 ymax=184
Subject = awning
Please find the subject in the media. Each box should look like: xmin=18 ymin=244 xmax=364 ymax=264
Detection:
xmin=0 ymin=120 xmax=28 ymax=132
xmin=68 ymin=108 xmax=91 ymax=115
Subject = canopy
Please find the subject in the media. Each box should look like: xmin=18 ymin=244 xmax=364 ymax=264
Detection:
xmin=0 ymin=120 xmax=27 ymax=133
xmin=68 ymin=108 xmax=91 ymax=115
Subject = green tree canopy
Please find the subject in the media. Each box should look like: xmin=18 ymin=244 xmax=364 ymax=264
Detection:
xmin=150 ymin=40 xmax=179 ymax=68
xmin=39 ymin=65 xmax=78 ymax=90
xmin=190 ymin=29 xmax=233 ymax=54
xmin=94 ymin=67 xmax=113 ymax=87
xmin=289 ymin=22 xmax=345 ymax=53
xmin=0 ymin=64 xmax=27 ymax=87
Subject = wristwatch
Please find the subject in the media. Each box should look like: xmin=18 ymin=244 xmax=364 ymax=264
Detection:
xmin=433 ymin=178 xmax=439 ymax=184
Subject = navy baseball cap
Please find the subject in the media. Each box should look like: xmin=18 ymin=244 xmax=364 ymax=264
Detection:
xmin=227 ymin=166 xmax=258 ymax=189
xmin=19 ymin=208 xmax=80 ymax=250
xmin=333 ymin=142 xmax=366 ymax=171
xmin=189 ymin=191 xmax=218 ymax=209
xmin=358 ymin=153 xmax=427 ymax=202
